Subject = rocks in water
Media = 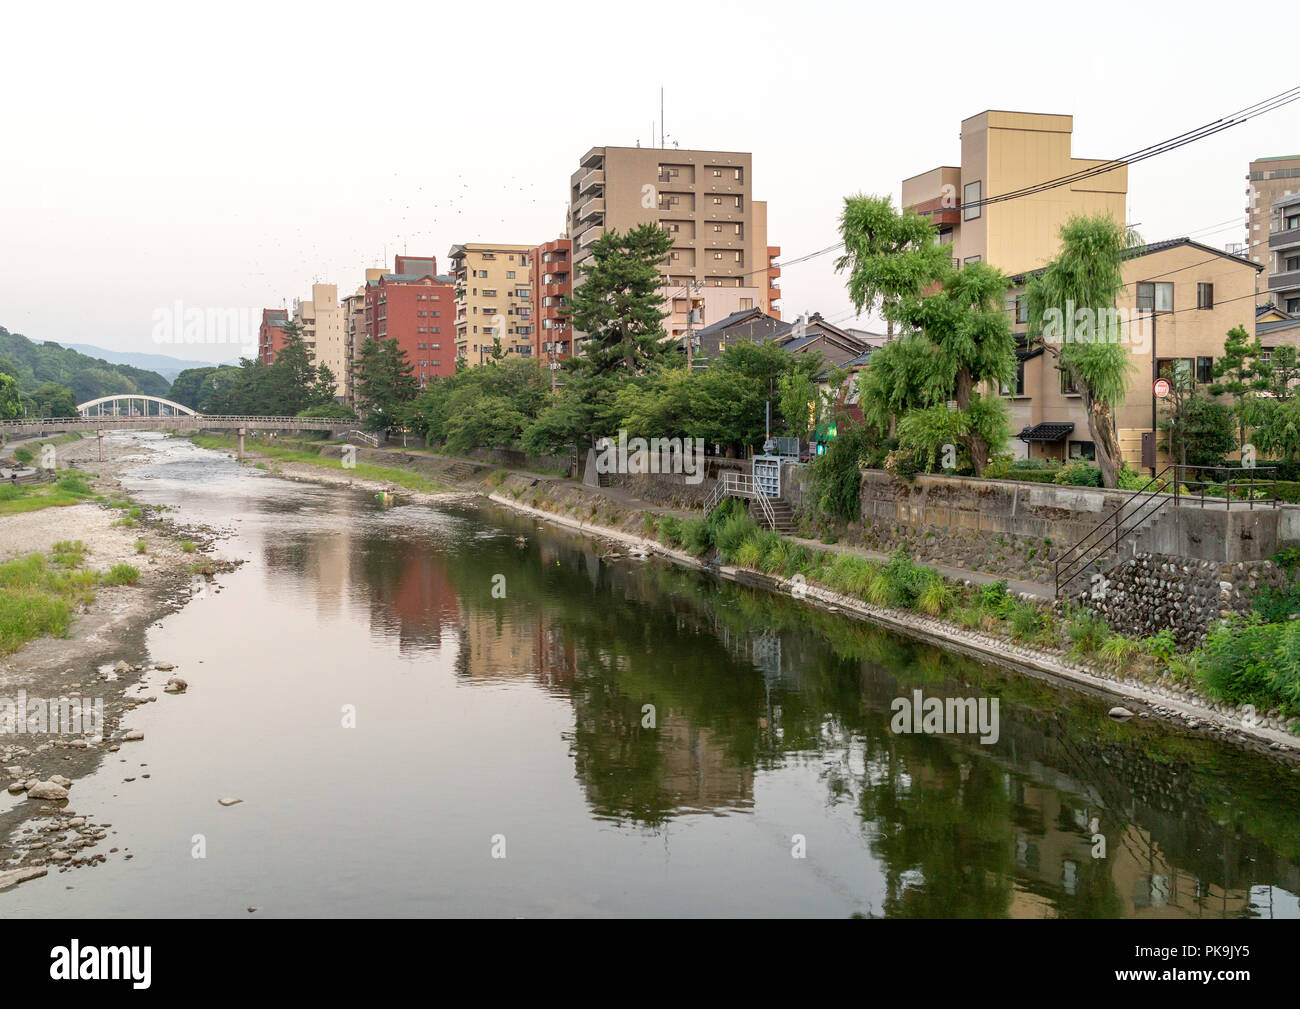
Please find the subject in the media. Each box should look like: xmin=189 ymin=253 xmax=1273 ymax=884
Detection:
xmin=6 ymin=782 xmax=26 ymax=795
xmin=1108 ymin=706 xmax=1135 ymax=721
xmin=163 ymin=677 xmax=188 ymax=694
xmin=49 ymin=775 xmax=71 ymax=788
xmin=217 ymin=797 xmax=242 ymax=807
xmin=113 ymin=660 xmax=132 ymax=674
xmin=122 ymin=731 xmax=144 ymax=742
xmin=26 ymin=781 xmax=69 ymax=800
xmin=154 ymin=662 xmax=175 ymax=671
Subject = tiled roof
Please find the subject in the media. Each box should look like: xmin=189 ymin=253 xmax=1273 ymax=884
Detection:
xmin=1018 ymin=422 xmax=1075 ymax=443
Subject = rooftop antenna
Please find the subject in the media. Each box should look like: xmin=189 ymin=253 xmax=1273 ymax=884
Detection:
xmin=660 ymin=87 xmax=664 ymax=148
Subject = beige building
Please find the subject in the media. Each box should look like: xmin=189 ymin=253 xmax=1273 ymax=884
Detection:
xmin=343 ymin=267 xmax=386 ymax=401
xmin=1006 ymin=239 xmax=1261 ymax=468
xmin=447 ymin=243 xmax=536 ymax=365
xmin=903 ymin=110 xmax=1128 ymax=277
xmin=292 ymin=282 xmax=347 ymax=400
xmin=1246 ymin=155 xmax=1300 ymax=309
xmin=567 ymin=146 xmax=778 ymax=345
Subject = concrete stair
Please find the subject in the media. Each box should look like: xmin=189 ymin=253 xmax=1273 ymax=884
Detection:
xmin=750 ymin=497 xmax=796 ymax=534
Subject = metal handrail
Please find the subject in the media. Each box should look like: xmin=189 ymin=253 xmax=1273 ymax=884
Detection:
xmin=1054 ymin=466 xmax=1174 ymax=596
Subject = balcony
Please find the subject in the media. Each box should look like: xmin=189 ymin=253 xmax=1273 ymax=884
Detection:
xmin=541 ymin=283 xmax=566 ymax=299
xmin=1269 ymin=228 xmax=1300 ymax=251
xmin=578 ymin=169 xmax=604 ymax=196
xmin=575 ymin=196 xmax=604 ymax=222
xmin=1267 ymin=269 xmax=1300 ymax=293
xmin=578 ymin=224 xmax=604 ymax=249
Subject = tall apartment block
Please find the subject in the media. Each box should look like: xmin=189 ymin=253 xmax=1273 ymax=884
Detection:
xmin=447 ymin=243 xmax=536 ymax=365
xmin=529 ymin=237 xmax=573 ymax=368
xmin=292 ymin=283 xmax=347 ymax=400
xmin=343 ymin=268 xmax=386 ymax=402
xmin=566 ymin=146 xmax=779 ymax=343
xmin=364 ymin=255 xmax=457 ymax=387
xmin=902 ymin=111 xmax=1127 ymax=277
xmin=1247 ymin=156 xmax=1300 ymax=312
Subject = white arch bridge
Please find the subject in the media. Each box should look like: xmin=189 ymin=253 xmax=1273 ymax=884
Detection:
xmin=0 ymin=394 xmax=357 ymax=438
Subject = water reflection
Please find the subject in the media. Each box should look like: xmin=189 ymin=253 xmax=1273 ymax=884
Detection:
xmin=245 ymin=486 xmax=1300 ymax=918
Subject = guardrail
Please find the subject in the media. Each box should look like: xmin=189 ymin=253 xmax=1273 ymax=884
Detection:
xmin=0 ymin=414 xmax=357 ymax=431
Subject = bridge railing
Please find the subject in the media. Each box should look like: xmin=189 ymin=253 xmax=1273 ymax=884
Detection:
xmin=1 ymin=414 xmax=358 ymax=431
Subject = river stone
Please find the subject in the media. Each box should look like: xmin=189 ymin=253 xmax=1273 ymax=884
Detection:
xmin=1108 ymin=706 xmax=1135 ymax=721
xmin=113 ymin=660 xmax=132 ymax=674
xmin=27 ymin=782 xmax=69 ymax=800
xmin=0 ymin=866 xmax=47 ymax=890
xmin=154 ymin=662 xmax=175 ymax=671
xmin=6 ymin=782 xmax=26 ymax=794
xmin=49 ymin=775 xmax=71 ymax=787
xmin=218 ymin=797 xmax=242 ymax=807
xmin=164 ymin=677 xmax=187 ymax=693
xmin=122 ymin=731 xmax=144 ymax=741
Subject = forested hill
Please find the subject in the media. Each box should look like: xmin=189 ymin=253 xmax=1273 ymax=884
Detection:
xmin=0 ymin=327 xmax=171 ymax=402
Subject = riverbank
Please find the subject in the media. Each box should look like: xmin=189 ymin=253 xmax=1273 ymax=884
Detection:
xmin=0 ymin=433 xmax=232 ymax=889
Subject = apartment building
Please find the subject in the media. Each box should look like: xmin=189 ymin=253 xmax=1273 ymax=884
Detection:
xmin=257 ymin=308 xmax=289 ymax=367
xmin=447 ymin=243 xmax=535 ymax=365
xmin=1006 ymin=239 xmax=1260 ymax=468
xmin=902 ymin=111 xmax=1128 ymax=277
xmin=1265 ymin=191 xmax=1300 ymax=313
xmin=566 ymin=146 xmax=779 ymax=342
xmin=292 ymin=283 xmax=347 ymax=400
xmin=344 ymin=268 xmax=387 ymax=402
xmin=1246 ymin=155 xmax=1300 ymax=307
xmin=529 ymin=237 xmax=573 ymax=368
xmin=364 ymin=256 xmax=456 ymax=388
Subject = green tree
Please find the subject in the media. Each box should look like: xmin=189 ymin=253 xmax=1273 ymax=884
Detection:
xmin=168 ymin=366 xmax=218 ymax=410
xmin=0 ymin=372 xmax=21 ymax=419
xmin=1158 ymin=365 xmax=1236 ymax=468
xmin=1024 ymin=215 xmax=1140 ymax=488
xmin=30 ymin=381 xmax=78 ymax=417
xmin=354 ymin=338 xmax=417 ymax=432
xmin=1209 ymin=325 xmax=1262 ymax=448
xmin=837 ymin=194 xmax=1015 ymax=474
xmin=1255 ymin=344 xmax=1300 ymax=401
xmin=565 ymin=223 xmax=675 ymax=376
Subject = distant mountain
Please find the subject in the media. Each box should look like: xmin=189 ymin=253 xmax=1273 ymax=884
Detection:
xmin=0 ymin=327 xmax=172 ymax=402
xmin=60 ymin=343 xmax=239 ymax=382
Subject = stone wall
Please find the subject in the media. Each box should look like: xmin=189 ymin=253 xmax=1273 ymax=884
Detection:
xmin=601 ymin=458 xmax=749 ymax=509
xmin=1063 ymin=554 xmax=1290 ymax=647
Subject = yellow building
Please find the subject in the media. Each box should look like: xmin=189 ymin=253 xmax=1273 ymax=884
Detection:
xmin=447 ymin=243 xmax=536 ymax=366
xmin=1006 ymin=239 xmax=1262 ymax=467
xmin=292 ymin=283 xmax=346 ymax=400
xmin=903 ymin=110 xmax=1127 ymax=277
xmin=342 ymin=267 xmax=386 ymax=402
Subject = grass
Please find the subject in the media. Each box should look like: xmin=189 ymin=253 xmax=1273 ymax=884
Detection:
xmin=0 ymin=548 xmax=101 ymax=655
xmin=180 ymin=540 xmax=197 ymax=553
xmin=135 ymin=540 xmax=148 ymax=554
xmin=191 ymin=433 xmax=449 ymax=494
xmin=0 ymin=473 xmax=97 ymax=516
xmin=101 ymin=564 xmax=140 ymax=587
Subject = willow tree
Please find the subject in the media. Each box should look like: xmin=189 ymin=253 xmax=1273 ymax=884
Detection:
xmin=1024 ymin=215 xmax=1139 ymax=488
xmin=837 ymin=194 xmax=1016 ymax=474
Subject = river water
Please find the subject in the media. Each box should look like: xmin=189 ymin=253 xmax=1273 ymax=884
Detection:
xmin=5 ymin=432 xmax=1300 ymax=917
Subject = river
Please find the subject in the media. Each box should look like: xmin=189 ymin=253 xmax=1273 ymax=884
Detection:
xmin=5 ymin=432 xmax=1300 ymax=918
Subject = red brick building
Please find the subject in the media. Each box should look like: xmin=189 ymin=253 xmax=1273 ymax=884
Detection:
xmin=529 ymin=238 xmax=573 ymax=371
xmin=363 ymin=256 xmax=457 ymax=388
xmin=257 ymin=308 xmax=289 ymax=365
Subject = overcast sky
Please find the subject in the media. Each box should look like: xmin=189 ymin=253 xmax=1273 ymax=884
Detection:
xmin=2 ymin=0 xmax=1296 ymax=365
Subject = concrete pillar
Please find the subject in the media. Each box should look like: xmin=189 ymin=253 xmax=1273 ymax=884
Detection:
xmin=238 ymin=427 xmax=246 ymax=460
xmin=97 ymin=430 xmax=104 ymax=462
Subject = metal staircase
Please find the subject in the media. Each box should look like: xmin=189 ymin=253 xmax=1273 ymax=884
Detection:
xmin=703 ymin=472 xmax=792 ymax=532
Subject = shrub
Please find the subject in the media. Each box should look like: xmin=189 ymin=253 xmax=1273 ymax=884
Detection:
xmin=680 ymin=519 xmax=711 ymax=556
xmin=1067 ymin=610 xmax=1111 ymax=657
xmin=101 ymin=564 xmax=141 ymax=587
xmin=885 ymin=549 xmax=925 ymax=608
xmin=735 ymin=540 xmax=763 ymax=568
xmin=1198 ymin=615 xmax=1282 ymax=705
xmin=978 ymin=579 xmax=1013 ymax=618
xmin=1143 ymin=628 xmax=1178 ymax=663
xmin=657 ymin=515 xmax=682 ymax=547
xmin=1054 ymin=462 xmax=1103 ymax=487
xmin=1009 ymin=601 xmax=1044 ymax=640
xmin=760 ymin=538 xmax=790 ymax=575
xmin=640 ymin=512 xmax=658 ymax=538
xmin=1117 ymin=466 xmax=1160 ymax=492
xmin=916 ymin=575 xmax=955 ymax=617
xmin=1272 ymin=546 xmax=1300 ymax=572
xmin=1252 ymin=581 xmax=1300 ymax=623
xmin=134 ymin=540 xmax=148 ymax=554
xmin=955 ymin=605 xmax=984 ymax=629
xmin=180 ymin=540 xmax=197 ymax=553
xmin=57 ymin=474 xmax=93 ymax=497
xmin=716 ymin=513 xmax=759 ymax=563
xmin=1268 ymin=620 xmax=1300 ymax=710
xmin=13 ymin=448 xmax=34 ymax=465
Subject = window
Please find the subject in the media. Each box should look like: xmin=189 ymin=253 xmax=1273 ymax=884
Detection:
xmin=963 ymin=255 xmax=982 ymax=266
xmin=1197 ymin=282 xmax=1214 ymax=309
xmin=1287 ymin=213 xmax=1300 ymax=230
xmin=1288 ymin=297 xmax=1300 ymax=313
xmin=714 ymin=251 xmax=722 ymax=260
xmin=506 ymin=271 xmax=515 ymax=279
xmin=713 ymin=224 xmax=722 ymax=232
xmin=1157 ymin=357 xmax=1193 ymax=381
xmin=1002 ymin=360 xmax=1026 ymax=397
xmin=963 ymin=180 xmax=981 ymax=221
xmin=1016 ymin=297 xmax=1029 ymax=324
xmin=740 ymin=298 xmax=753 ymax=310
xmin=712 ymin=196 xmax=722 ymax=205
xmin=1196 ymin=356 xmax=1214 ymax=384
xmin=1068 ymin=441 xmax=1096 ymax=461
xmin=1137 ymin=282 xmax=1173 ymax=312
xmin=711 ymin=168 xmax=721 ymax=177
xmin=1060 ymin=367 xmax=1079 ymax=395
xmin=1285 ymin=256 xmax=1300 ymax=272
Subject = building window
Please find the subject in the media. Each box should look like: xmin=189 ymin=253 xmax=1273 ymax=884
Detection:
xmin=1196 ymin=356 xmax=1214 ymax=384
xmin=1137 ymin=282 xmax=1174 ymax=313
xmin=1157 ymin=357 xmax=1193 ymax=381
xmin=1197 ymin=282 xmax=1214 ymax=309
xmin=1002 ymin=359 xmax=1026 ymax=397
xmin=1287 ymin=297 xmax=1300 ymax=313
xmin=713 ymin=224 xmax=722 ymax=232
xmin=1287 ymin=213 xmax=1300 ymax=230
xmin=1060 ymin=366 xmax=1079 ymax=395
xmin=1016 ymin=297 xmax=1029 ymax=324
xmin=712 ymin=196 xmax=722 ymax=205
xmin=1068 ymin=441 xmax=1096 ymax=461
xmin=963 ymin=180 xmax=981 ymax=221
xmin=963 ymin=255 xmax=982 ymax=266
xmin=1285 ymin=255 xmax=1300 ymax=272
xmin=714 ymin=251 xmax=723 ymax=260
xmin=740 ymin=298 xmax=753 ymax=309
xmin=711 ymin=168 xmax=721 ymax=177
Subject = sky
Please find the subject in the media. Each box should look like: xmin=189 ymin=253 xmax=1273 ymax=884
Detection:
xmin=1 ymin=0 xmax=1297 ymax=366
